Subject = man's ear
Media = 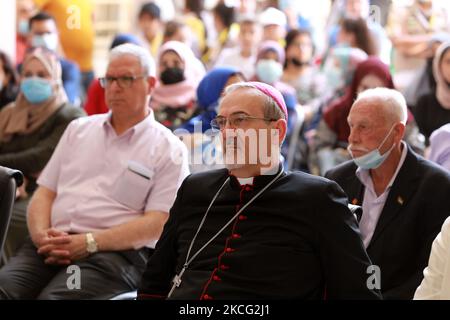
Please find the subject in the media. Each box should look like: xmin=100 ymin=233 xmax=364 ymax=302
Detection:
xmin=147 ymin=76 xmax=156 ymax=94
xmin=394 ymin=122 xmax=406 ymax=144
xmin=274 ymin=119 xmax=287 ymax=145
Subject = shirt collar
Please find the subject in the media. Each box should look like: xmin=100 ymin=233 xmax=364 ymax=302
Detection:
xmin=356 ymin=141 xmax=408 ymax=191
xmin=102 ymin=109 xmax=155 ymax=140
xmin=229 ymin=163 xmax=284 ymax=190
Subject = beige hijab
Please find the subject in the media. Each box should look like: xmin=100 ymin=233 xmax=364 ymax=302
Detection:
xmin=433 ymin=42 xmax=450 ymax=110
xmin=0 ymin=48 xmax=68 ymax=143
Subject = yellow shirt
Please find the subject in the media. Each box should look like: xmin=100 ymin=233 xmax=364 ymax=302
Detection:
xmin=149 ymin=33 xmax=163 ymax=59
xmin=34 ymin=0 xmax=94 ymax=72
xmin=184 ymin=15 xmax=206 ymax=54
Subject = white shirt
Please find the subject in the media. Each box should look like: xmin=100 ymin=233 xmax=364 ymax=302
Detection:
xmin=355 ymin=142 xmax=408 ymax=248
xmin=415 ymin=216 xmax=450 ymax=300
xmin=214 ymin=47 xmax=256 ymax=80
xmin=38 ymin=111 xmax=190 ymax=247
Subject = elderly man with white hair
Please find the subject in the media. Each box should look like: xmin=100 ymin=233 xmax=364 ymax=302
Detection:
xmin=326 ymin=88 xmax=450 ymax=300
xmin=137 ymin=82 xmax=381 ymax=300
xmin=0 ymin=44 xmax=189 ymax=299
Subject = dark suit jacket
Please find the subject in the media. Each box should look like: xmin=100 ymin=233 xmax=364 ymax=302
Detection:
xmin=325 ymin=145 xmax=450 ymax=299
xmin=138 ymin=167 xmax=381 ymax=300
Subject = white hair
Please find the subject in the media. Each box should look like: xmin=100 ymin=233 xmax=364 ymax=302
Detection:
xmin=354 ymin=88 xmax=408 ymax=125
xmin=223 ymin=82 xmax=285 ymax=120
xmin=109 ymin=43 xmax=156 ymax=77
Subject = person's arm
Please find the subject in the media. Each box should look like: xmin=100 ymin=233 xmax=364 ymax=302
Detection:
xmin=94 ymin=211 xmax=168 ymax=251
xmin=27 ymin=186 xmax=55 ymax=243
xmin=27 ymin=185 xmax=72 ymax=265
xmin=137 ymin=178 xmax=188 ymax=300
xmin=391 ymin=34 xmax=431 ymax=57
xmin=38 ymin=210 xmax=169 ymax=265
xmin=315 ymin=180 xmax=382 ymax=299
xmin=414 ymin=217 xmax=450 ymax=300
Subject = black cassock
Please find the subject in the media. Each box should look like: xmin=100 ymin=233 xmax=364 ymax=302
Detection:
xmin=138 ymin=166 xmax=381 ymax=300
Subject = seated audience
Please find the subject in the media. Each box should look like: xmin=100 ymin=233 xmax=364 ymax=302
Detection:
xmin=326 ymin=88 xmax=450 ymax=299
xmin=0 ymin=44 xmax=189 ymax=299
xmin=0 ymin=48 xmax=85 ymax=259
xmin=151 ymin=41 xmax=205 ymax=130
xmin=137 ymin=82 xmax=381 ymax=300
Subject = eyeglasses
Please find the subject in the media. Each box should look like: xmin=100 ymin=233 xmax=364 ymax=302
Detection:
xmin=99 ymin=75 xmax=147 ymax=89
xmin=211 ymin=113 xmax=277 ymax=131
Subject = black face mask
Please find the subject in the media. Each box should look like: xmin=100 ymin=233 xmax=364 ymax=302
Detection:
xmin=288 ymin=57 xmax=309 ymax=67
xmin=160 ymin=67 xmax=185 ymax=85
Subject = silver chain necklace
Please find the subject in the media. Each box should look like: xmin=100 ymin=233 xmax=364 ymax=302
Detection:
xmin=167 ymin=168 xmax=284 ymax=298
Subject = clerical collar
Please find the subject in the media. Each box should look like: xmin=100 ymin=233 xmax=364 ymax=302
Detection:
xmin=229 ymin=164 xmax=284 ymax=190
xmin=236 ymin=177 xmax=254 ymax=186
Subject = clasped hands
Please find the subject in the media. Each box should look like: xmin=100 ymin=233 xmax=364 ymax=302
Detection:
xmin=32 ymin=228 xmax=89 ymax=265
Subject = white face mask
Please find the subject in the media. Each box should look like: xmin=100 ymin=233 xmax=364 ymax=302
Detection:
xmin=348 ymin=124 xmax=396 ymax=170
xmin=256 ymin=59 xmax=283 ymax=84
xmin=32 ymin=33 xmax=59 ymax=52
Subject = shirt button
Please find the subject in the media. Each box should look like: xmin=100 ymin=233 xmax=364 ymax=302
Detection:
xmin=238 ymin=215 xmax=248 ymax=221
xmin=220 ymin=264 xmax=230 ymax=270
xmin=225 ymin=247 xmax=234 ymax=253
xmin=202 ymin=294 xmax=213 ymax=300
xmin=232 ymin=233 xmax=241 ymax=239
xmin=245 ymin=186 xmax=251 ymax=191
xmin=213 ymin=275 xmax=221 ymax=281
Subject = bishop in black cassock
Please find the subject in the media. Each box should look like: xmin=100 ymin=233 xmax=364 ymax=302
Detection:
xmin=137 ymin=82 xmax=381 ymax=300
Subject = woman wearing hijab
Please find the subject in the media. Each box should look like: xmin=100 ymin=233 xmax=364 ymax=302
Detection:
xmin=415 ymin=42 xmax=450 ymax=143
xmin=0 ymin=51 xmax=19 ymax=110
xmin=0 ymin=47 xmax=85 ymax=258
xmin=176 ymin=67 xmax=245 ymax=174
xmin=181 ymin=66 xmax=245 ymax=133
xmin=151 ymin=40 xmax=205 ymax=130
xmin=313 ymin=57 xmax=423 ymax=175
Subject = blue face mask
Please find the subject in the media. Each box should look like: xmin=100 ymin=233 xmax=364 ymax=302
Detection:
xmin=256 ymin=59 xmax=283 ymax=84
xmin=348 ymin=125 xmax=396 ymax=170
xmin=18 ymin=19 xmax=29 ymax=36
xmin=21 ymin=77 xmax=53 ymax=104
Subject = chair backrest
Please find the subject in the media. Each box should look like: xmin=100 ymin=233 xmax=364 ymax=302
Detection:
xmin=0 ymin=166 xmax=23 ymax=258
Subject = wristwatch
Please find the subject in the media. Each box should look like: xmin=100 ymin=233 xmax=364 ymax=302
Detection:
xmin=86 ymin=233 xmax=98 ymax=254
